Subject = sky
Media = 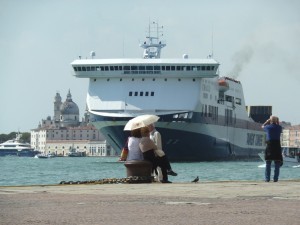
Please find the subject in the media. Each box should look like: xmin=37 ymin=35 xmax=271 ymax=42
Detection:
xmin=0 ymin=0 xmax=300 ymax=133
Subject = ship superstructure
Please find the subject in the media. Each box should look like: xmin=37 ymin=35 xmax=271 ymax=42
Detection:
xmin=71 ymin=23 xmax=266 ymax=161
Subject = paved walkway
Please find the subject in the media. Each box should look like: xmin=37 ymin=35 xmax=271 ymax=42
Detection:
xmin=0 ymin=180 xmax=299 ymax=225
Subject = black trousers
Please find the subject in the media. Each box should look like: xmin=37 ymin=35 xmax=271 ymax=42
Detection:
xmin=143 ymin=150 xmax=168 ymax=181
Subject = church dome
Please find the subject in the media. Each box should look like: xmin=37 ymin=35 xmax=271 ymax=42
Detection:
xmin=60 ymin=90 xmax=79 ymax=115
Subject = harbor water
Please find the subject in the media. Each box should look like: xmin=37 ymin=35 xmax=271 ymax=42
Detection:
xmin=0 ymin=156 xmax=299 ymax=186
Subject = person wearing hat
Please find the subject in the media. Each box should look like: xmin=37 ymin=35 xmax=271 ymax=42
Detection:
xmin=261 ymin=115 xmax=283 ymax=182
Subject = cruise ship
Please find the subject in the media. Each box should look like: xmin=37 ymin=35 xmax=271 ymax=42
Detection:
xmin=0 ymin=134 xmax=40 ymax=157
xmin=71 ymin=23 xmax=267 ymax=161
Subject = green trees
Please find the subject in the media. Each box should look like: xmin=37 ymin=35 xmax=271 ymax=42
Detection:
xmin=0 ymin=132 xmax=31 ymax=143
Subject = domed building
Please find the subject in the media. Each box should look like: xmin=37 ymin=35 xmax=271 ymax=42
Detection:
xmin=59 ymin=90 xmax=80 ymax=127
xmin=31 ymin=90 xmax=117 ymax=157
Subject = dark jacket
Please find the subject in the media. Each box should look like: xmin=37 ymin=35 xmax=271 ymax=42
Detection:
xmin=265 ymin=140 xmax=283 ymax=161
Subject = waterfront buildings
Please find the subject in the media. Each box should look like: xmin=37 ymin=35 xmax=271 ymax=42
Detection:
xmin=31 ymin=90 xmax=117 ymax=156
xmin=281 ymin=125 xmax=300 ymax=147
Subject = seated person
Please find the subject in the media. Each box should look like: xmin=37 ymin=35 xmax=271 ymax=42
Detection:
xmin=139 ymin=127 xmax=171 ymax=183
xmin=148 ymin=124 xmax=177 ymax=176
xmin=126 ymin=128 xmax=143 ymax=161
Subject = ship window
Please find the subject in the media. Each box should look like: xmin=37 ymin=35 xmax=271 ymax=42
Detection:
xmin=104 ymin=66 xmax=109 ymax=71
xmin=131 ymin=65 xmax=138 ymax=70
xmin=151 ymin=92 xmax=154 ymax=96
xmin=197 ymin=66 xmax=201 ymax=71
xmin=110 ymin=66 xmax=114 ymax=71
xmin=162 ymin=66 xmax=165 ymax=70
xmin=120 ymin=78 xmax=122 ymax=81
xmin=154 ymin=66 xmax=160 ymax=70
xmin=129 ymin=92 xmax=132 ymax=96
xmin=171 ymin=66 xmax=175 ymax=71
xmin=145 ymin=91 xmax=149 ymax=96
xmin=139 ymin=66 xmax=145 ymax=70
xmin=134 ymin=92 xmax=138 ymax=96
xmin=86 ymin=67 xmax=90 ymax=71
xmin=82 ymin=67 xmax=86 ymax=71
xmin=206 ymin=66 xmax=210 ymax=70
xmin=235 ymin=98 xmax=241 ymax=105
xmin=96 ymin=66 xmax=100 ymax=71
xmin=211 ymin=66 xmax=215 ymax=70
xmin=164 ymin=78 xmax=167 ymax=81
xmin=166 ymin=66 xmax=170 ymax=71
xmin=140 ymin=91 xmax=143 ymax=96
xmin=152 ymin=78 xmax=155 ymax=81
xmin=201 ymin=66 xmax=205 ymax=70
xmin=100 ymin=66 xmax=104 ymax=71
xmin=192 ymin=66 xmax=197 ymax=71
xmin=91 ymin=66 xmax=95 ymax=71
xmin=225 ymin=95 xmax=233 ymax=102
xmin=146 ymin=66 xmax=153 ymax=70
xmin=176 ymin=66 xmax=181 ymax=70
xmin=73 ymin=67 xmax=77 ymax=71
xmin=77 ymin=67 xmax=81 ymax=71
xmin=124 ymin=66 xmax=130 ymax=71
xmin=186 ymin=66 xmax=191 ymax=71
xmin=113 ymin=66 xmax=118 ymax=70
xmin=119 ymin=66 xmax=123 ymax=70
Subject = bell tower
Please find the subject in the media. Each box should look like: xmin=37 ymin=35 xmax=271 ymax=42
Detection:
xmin=54 ymin=92 xmax=62 ymax=122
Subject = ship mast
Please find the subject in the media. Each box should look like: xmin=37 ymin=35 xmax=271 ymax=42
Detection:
xmin=139 ymin=21 xmax=166 ymax=59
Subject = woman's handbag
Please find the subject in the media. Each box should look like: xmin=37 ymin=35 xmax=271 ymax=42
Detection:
xmin=119 ymin=147 xmax=128 ymax=161
xmin=118 ymin=138 xmax=129 ymax=161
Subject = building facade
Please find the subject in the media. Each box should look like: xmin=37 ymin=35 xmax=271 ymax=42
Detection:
xmin=281 ymin=125 xmax=300 ymax=147
xmin=31 ymin=90 xmax=117 ymax=156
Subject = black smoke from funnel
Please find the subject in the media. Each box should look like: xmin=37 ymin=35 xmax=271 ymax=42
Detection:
xmin=230 ymin=45 xmax=254 ymax=79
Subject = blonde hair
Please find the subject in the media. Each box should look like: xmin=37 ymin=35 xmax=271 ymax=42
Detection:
xmin=270 ymin=116 xmax=279 ymax=124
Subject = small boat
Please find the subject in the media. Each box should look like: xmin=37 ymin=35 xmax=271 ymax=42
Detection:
xmin=67 ymin=144 xmax=86 ymax=157
xmin=68 ymin=151 xmax=86 ymax=157
xmin=258 ymin=147 xmax=300 ymax=166
xmin=35 ymin=152 xmax=56 ymax=159
xmin=282 ymin=147 xmax=300 ymax=164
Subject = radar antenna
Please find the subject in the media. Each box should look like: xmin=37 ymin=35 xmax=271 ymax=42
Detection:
xmin=139 ymin=21 xmax=166 ymax=59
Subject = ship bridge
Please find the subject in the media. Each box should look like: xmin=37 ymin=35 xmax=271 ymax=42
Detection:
xmin=71 ymin=58 xmax=219 ymax=79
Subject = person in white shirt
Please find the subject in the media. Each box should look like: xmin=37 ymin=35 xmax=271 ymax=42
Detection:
xmin=126 ymin=128 xmax=143 ymax=161
xmin=148 ymin=124 xmax=177 ymax=176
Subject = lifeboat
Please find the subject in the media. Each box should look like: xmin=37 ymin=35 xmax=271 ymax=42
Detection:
xmin=218 ymin=78 xmax=229 ymax=92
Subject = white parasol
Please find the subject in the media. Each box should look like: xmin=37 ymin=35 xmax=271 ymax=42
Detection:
xmin=124 ymin=115 xmax=160 ymax=131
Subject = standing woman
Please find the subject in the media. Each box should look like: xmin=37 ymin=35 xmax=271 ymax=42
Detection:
xmin=261 ymin=116 xmax=283 ymax=182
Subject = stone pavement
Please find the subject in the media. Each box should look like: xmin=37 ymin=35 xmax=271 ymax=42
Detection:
xmin=0 ymin=180 xmax=299 ymax=225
